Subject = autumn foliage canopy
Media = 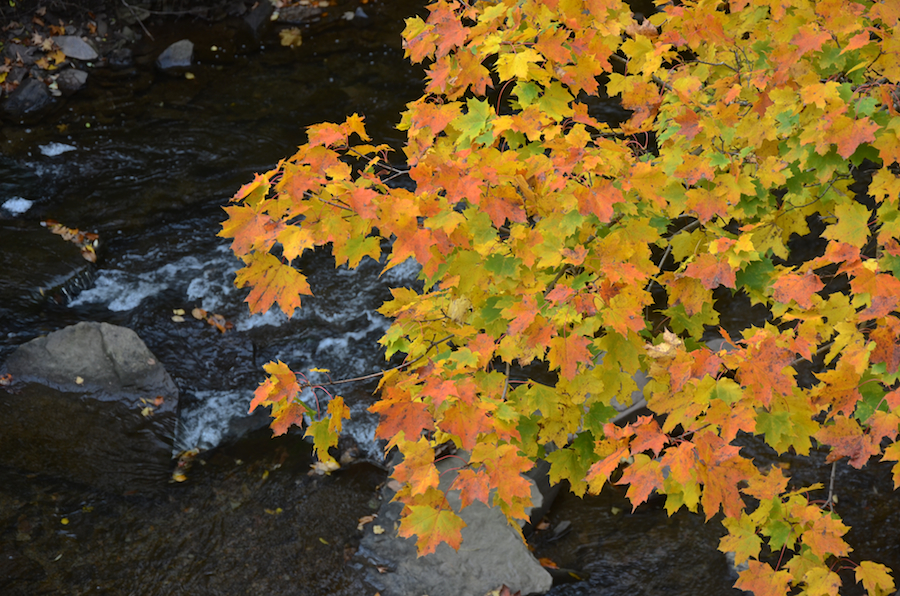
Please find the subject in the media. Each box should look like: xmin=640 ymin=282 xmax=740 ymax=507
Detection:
xmin=220 ymin=0 xmax=900 ymax=593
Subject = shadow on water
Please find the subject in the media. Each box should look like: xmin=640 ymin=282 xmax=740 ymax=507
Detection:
xmin=0 ymin=428 xmax=386 ymax=596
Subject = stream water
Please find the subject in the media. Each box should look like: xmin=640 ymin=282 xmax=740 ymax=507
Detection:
xmin=1 ymin=2 xmax=899 ymax=595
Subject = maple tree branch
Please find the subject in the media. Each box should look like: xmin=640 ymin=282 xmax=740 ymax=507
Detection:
xmin=501 ymin=361 xmax=511 ymax=401
xmin=609 ymin=53 xmax=672 ymax=91
xmin=296 ymin=334 xmax=455 ymax=390
xmin=824 ymin=460 xmax=837 ymax=512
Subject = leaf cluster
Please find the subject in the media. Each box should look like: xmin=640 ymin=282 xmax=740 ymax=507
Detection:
xmin=221 ymin=0 xmax=900 ymax=592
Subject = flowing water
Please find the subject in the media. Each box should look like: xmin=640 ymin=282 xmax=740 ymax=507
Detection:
xmin=1 ymin=3 xmax=898 ymax=595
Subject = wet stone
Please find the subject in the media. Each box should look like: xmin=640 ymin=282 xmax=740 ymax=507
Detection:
xmin=53 ymin=35 xmax=99 ymax=61
xmin=1 ymin=322 xmax=179 ymax=494
xmin=1 ymin=78 xmax=52 ymax=118
xmin=358 ymin=454 xmax=553 ymax=596
xmin=156 ymin=39 xmax=194 ymax=70
xmin=109 ymin=47 xmax=134 ymax=68
xmin=56 ymin=69 xmax=89 ymax=96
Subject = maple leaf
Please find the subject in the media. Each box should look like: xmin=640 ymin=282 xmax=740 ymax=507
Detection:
xmin=234 ymin=252 xmax=310 ymax=317
xmin=398 ymin=504 xmax=466 ymax=556
xmin=439 ymin=401 xmax=492 ymax=450
xmin=735 ymin=561 xmax=793 ymax=596
xmin=683 ymin=253 xmax=736 ymax=290
xmin=393 ymin=437 xmax=440 ymax=494
xmin=856 ymin=561 xmax=895 ymax=596
xmin=629 ymin=415 xmax=668 ymax=457
xmin=616 ymin=454 xmax=664 ymax=510
xmin=802 ymin=512 xmax=851 ymax=560
xmin=720 ymin=514 xmax=763 ymax=565
xmin=548 ymin=333 xmax=592 ymax=380
xmin=369 ymin=394 xmax=435 ymax=440
xmin=771 ymin=271 xmax=824 ymax=309
xmin=816 ymin=416 xmax=879 ymax=469
xmin=451 ymin=468 xmax=492 ymax=510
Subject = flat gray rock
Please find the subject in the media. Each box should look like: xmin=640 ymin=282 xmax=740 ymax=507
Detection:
xmin=6 ymin=321 xmax=177 ymax=397
xmin=53 ymin=35 xmax=99 ymax=60
xmin=157 ymin=39 xmax=194 ymax=69
xmin=1 ymin=322 xmax=180 ymax=494
xmin=359 ymin=454 xmax=553 ymax=596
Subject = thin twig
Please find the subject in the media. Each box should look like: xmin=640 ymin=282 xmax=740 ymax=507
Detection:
xmin=121 ymin=0 xmax=154 ymax=41
xmin=825 ymin=460 xmax=837 ymax=512
xmin=297 ymin=334 xmax=454 ymax=390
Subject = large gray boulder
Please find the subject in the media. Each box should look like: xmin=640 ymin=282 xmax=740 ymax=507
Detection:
xmin=1 ymin=322 xmax=179 ymax=494
xmin=358 ymin=454 xmax=553 ymax=596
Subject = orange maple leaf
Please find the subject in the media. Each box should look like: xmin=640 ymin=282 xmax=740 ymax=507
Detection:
xmin=771 ymin=271 xmax=824 ymax=309
xmin=683 ymin=253 xmax=736 ymax=290
xmin=548 ymin=333 xmax=592 ymax=380
xmin=616 ymin=454 xmax=664 ymax=509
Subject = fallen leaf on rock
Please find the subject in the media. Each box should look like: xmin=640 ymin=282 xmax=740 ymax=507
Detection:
xmin=372 ymin=525 xmax=385 ymax=535
xmin=192 ymin=307 xmax=207 ymax=320
xmin=75 ymin=376 xmax=84 ymax=385
xmin=357 ymin=514 xmax=377 ymax=530
xmin=309 ymin=460 xmax=340 ymax=475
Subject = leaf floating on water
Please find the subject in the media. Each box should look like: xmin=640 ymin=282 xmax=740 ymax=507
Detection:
xmin=41 ymin=219 xmax=100 ymax=263
xmin=279 ymin=28 xmax=302 ymax=48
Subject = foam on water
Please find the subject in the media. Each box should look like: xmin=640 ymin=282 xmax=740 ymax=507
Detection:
xmin=72 ymin=240 xmax=419 ymax=457
xmin=39 ymin=142 xmax=77 ymax=157
xmin=2 ymin=197 xmax=34 ymax=215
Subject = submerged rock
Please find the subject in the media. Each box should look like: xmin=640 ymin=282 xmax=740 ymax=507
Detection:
xmin=358 ymin=453 xmax=553 ymax=596
xmin=156 ymin=39 xmax=194 ymax=70
xmin=0 ymin=322 xmax=179 ymax=494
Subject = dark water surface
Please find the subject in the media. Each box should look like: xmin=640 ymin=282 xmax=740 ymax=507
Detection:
xmin=1 ymin=3 xmax=898 ymax=595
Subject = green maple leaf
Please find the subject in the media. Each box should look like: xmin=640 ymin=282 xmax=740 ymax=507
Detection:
xmin=454 ymin=97 xmax=493 ymax=147
xmin=398 ymin=505 xmax=466 ymax=556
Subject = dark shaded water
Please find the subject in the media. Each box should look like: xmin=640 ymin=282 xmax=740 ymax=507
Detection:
xmin=1 ymin=2 xmax=899 ymax=595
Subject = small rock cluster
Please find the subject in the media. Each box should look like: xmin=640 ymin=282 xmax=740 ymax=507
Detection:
xmin=0 ymin=5 xmax=142 ymax=120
